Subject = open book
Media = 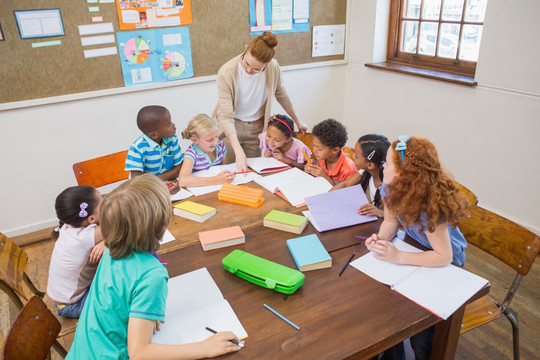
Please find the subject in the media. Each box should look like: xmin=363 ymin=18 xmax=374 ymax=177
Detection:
xmin=247 ymin=157 xmax=290 ymax=173
xmin=350 ymin=239 xmax=489 ymax=320
xmin=186 ymin=164 xmax=262 ymax=196
xmin=255 ymin=167 xmax=332 ymax=206
xmin=152 ymin=267 xmax=248 ymax=345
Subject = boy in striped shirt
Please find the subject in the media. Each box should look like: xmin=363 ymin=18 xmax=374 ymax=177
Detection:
xmin=125 ymin=105 xmax=183 ymax=194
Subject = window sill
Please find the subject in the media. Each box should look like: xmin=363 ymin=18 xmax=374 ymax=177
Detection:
xmin=365 ymin=62 xmax=476 ymax=86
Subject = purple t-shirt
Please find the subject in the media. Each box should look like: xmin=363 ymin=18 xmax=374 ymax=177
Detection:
xmin=184 ymin=140 xmax=227 ymax=171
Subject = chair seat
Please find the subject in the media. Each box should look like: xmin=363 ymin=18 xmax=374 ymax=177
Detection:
xmin=461 ymin=295 xmax=501 ymax=334
xmin=43 ymin=293 xmax=79 ymax=337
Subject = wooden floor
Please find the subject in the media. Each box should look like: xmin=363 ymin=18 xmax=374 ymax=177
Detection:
xmin=1 ymin=235 xmax=539 ymax=359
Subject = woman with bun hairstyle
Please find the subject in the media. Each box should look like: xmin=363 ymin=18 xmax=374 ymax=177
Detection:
xmin=212 ymin=31 xmax=307 ymax=172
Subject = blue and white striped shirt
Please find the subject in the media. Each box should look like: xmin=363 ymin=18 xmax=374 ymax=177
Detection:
xmin=125 ymin=134 xmax=183 ymax=175
xmin=184 ymin=141 xmax=227 ymax=172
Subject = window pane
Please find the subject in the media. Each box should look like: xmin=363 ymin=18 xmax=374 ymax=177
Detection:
xmin=422 ymin=0 xmax=441 ymax=20
xmin=441 ymin=0 xmax=463 ymax=21
xmin=404 ymin=0 xmax=421 ymax=19
xmin=401 ymin=21 xmax=419 ymax=53
xmin=418 ymin=22 xmax=438 ymax=56
xmin=459 ymin=24 xmax=483 ymax=61
xmin=464 ymin=0 xmax=488 ymax=22
xmin=438 ymin=23 xmax=459 ymax=58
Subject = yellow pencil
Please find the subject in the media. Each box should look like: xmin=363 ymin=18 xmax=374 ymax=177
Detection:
xmin=302 ymin=150 xmax=312 ymax=164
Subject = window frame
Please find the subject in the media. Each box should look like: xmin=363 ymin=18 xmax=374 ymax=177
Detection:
xmin=386 ymin=0 xmax=483 ymax=77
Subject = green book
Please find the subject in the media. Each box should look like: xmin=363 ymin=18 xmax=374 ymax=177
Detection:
xmin=263 ymin=210 xmax=308 ymax=234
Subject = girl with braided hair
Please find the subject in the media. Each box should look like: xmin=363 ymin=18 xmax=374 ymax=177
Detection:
xmin=365 ymin=135 xmax=470 ymax=360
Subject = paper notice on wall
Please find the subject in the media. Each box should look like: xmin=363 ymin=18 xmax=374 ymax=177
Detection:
xmin=312 ymin=25 xmax=346 ymax=57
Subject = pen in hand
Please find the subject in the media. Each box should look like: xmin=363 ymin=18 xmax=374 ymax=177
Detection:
xmin=205 ymin=327 xmax=244 ymax=347
xmin=338 ymin=253 xmax=355 ymax=277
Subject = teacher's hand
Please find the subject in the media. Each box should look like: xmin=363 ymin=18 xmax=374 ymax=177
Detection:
xmin=296 ymin=120 xmax=308 ymax=135
xmin=235 ymin=152 xmax=248 ymax=172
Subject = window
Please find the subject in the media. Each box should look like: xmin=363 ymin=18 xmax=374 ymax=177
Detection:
xmin=383 ymin=0 xmax=488 ymax=81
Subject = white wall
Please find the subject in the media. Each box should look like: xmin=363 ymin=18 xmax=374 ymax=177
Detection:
xmin=343 ymin=0 xmax=540 ymax=233
xmin=0 ymin=65 xmax=345 ymax=236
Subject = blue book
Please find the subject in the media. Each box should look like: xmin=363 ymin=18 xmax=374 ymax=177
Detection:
xmin=286 ymin=234 xmax=332 ymax=272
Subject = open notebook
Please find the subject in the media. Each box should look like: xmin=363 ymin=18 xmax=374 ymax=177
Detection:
xmin=350 ymin=238 xmax=489 ymax=320
xmin=152 ymin=267 xmax=248 ymax=344
xmin=186 ymin=164 xmax=261 ymax=196
xmin=255 ymin=167 xmax=332 ymax=207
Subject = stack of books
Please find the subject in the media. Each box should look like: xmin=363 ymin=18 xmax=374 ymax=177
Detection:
xmin=173 ymin=201 xmax=216 ymax=223
xmin=198 ymin=225 xmax=245 ymax=251
xmin=263 ymin=209 xmax=308 ymax=234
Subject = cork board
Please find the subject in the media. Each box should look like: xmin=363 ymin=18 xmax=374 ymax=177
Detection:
xmin=0 ymin=0 xmax=346 ymax=104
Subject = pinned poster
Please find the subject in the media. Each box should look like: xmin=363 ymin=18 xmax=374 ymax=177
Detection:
xmin=312 ymin=24 xmax=346 ymax=57
xmin=116 ymin=0 xmax=192 ymax=30
xmin=249 ymin=0 xmax=309 ymax=35
xmin=117 ymin=27 xmax=193 ymax=86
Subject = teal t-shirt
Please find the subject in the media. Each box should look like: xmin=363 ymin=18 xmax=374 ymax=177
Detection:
xmin=67 ymin=249 xmax=168 ymax=359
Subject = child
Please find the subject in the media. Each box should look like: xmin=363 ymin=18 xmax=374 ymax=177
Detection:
xmin=365 ymin=135 xmax=469 ymax=360
xmin=67 ymin=174 xmax=244 ymax=359
xmin=178 ymin=114 xmax=235 ymax=187
xmin=125 ymin=105 xmax=183 ymax=194
xmin=304 ymin=118 xmax=357 ymax=185
xmin=259 ymin=114 xmax=312 ymax=170
xmin=332 ymin=134 xmax=390 ymax=218
xmin=47 ymin=185 xmax=106 ymax=318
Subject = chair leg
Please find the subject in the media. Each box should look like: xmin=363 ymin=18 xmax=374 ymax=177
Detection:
xmin=52 ymin=340 xmax=68 ymax=359
xmin=504 ymin=308 xmax=520 ymax=360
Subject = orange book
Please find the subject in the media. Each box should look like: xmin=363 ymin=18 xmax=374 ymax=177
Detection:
xmin=198 ymin=225 xmax=245 ymax=251
xmin=218 ymin=183 xmax=265 ymax=208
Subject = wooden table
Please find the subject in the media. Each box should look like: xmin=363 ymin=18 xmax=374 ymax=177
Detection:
xmin=159 ymin=183 xmax=489 ymax=359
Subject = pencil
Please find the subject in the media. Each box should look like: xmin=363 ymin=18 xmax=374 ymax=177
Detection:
xmin=263 ymin=304 xmax=300 ymax=330
xmin=205 ymin=326 xmax=244 ymax=347
xmin=301 ymin=150 xmax=312 ymax=164
xmin=235 ymin=170 xmax=254 ymax=174
xmin=338 ymin=253 xmax=355 ymax=277
xmin=354 ymin=235 xmax=369 ymax=240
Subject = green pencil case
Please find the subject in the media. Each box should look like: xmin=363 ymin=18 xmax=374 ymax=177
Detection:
xmin=222 ymin=249 xmax=305 ymax=294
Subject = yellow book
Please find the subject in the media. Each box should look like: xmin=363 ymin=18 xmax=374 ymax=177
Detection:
xmin=173 ymin=201 xmax=216 ymax=223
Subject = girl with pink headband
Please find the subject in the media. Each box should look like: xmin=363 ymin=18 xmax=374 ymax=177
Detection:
xmin=258 ymin=114 xmax=312 ymax=170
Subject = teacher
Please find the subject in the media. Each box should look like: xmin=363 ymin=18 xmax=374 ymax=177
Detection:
xmin=212 ymin=31 xmax=307 ymax=172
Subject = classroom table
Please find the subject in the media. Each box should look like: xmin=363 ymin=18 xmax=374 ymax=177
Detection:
xmin=158 ymin=182 xmax=489 ymax=360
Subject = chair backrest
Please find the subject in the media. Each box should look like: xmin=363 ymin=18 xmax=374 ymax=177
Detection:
xmin=72 ymin=150 xmax=129 ymax=188
xmin=459 ymin=205 xmax=540 ymax=276
xmin=295 ymin=132 xmax=313 ymax=155
xmin=456 ymin=181 xmax=478 ymax=206
xmin=343 ymin=146 xmax=355 ymax=161
xmin=0 ymin=233 xmax=33 ymax=307
xmin=3 ymin=296 xmax=61 ymax=360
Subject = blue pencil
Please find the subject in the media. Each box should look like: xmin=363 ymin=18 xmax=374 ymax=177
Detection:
xmin=263 ymin=304 xmax=300 ymax=330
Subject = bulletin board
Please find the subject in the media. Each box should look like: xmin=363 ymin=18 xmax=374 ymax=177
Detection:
xmin=0 ymin=0 xmax=346 ymax=104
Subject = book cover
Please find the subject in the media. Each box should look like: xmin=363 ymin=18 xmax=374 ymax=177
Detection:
xmin=198 ymin=225 xmax=245 ymax=251
xmin=304 ymin=184 xmax=377 ymax=232
xmin=173 ymin=201 xmax=216 ymax=223
xmin=247 ymin=157 xmax=291 ymax=174
xmin=350 ymin=238 xmax=489 ymax=320
xmin=152 ymin=268 xmax=248 ymax=345
xmin=263 ymin=209 xmax=308 ymax=234
xmin=286 ymin=234 xmax=332 ymax=271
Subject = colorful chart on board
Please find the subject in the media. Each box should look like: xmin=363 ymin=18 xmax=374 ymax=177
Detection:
xmin=117 ymin=27 xmax=193 ymax=86
xmin=124 ymin=37 xmax=151 ymax=64
xmin=116 ymin=0 xmax=192 ymax=30
xmin=162 ymin=51 xmax=186 ymax=79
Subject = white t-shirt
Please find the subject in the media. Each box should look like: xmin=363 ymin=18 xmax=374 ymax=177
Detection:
xmin=47 ymin=224 xmax=99 ymax=303
xmin=234 ymin=62 xmax=267 ymax=122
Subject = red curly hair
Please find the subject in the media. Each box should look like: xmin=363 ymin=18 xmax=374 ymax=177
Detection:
xmin=384 ymin=137 xmax=469 ymax=233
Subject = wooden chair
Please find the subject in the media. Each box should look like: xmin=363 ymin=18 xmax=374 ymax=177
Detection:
xmin=72 ymin=150 xmax=129 ymax=188
xmin=343 ymin=146 xmax=355 ymax=161
xmin=0 ymin=233 xmax=72 ymax=358
xmin=456 ymin=181 xmax=478 ymax=206
xmin=295 ymin=132 xmax=313 ymax=153
xmin=459 ymin=205 xmax=540 ymax=360
xmin=3 ymin=296 xmax=63 ymax=360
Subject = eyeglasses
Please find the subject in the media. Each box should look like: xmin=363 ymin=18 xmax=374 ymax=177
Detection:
xmin=395 ymin=135 xmax=410 ymax=165
xmin=241 ymin=54 xmax=266 ymax=74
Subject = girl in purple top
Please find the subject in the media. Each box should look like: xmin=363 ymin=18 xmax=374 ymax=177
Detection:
xmin=258 ymin=114 xmax=312 ymax=170
xmin=178 ymin=114 xmax=235 ymax=187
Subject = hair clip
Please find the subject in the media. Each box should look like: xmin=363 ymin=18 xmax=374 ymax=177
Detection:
xmin=367 ymin=150 xmax=376 ymax=161
xmin=54 ymin=227 xmax=60 ymax=233
xmin=79 ymin=202 xmax=88 ymax=218
xmin=395 ymin=135 xmax=410 ymax=164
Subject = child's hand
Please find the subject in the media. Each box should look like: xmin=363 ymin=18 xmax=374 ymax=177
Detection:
xmin=365 ymin=233 xmax=379 ymax=249
xmin=153 ymin=320 xmax=164 ymax=334
xmin=216 ymin=170 xmax=235 ymax=184
xmin=89 ymin=242 xmax=107 ymax=262
xmin=370 ymin=240 xmax=400 ymax=263
xmin=202 ymin=331 xmax=244 ymax=357
xmin=263 ymin=148 xmax=273 ymax=157
xmin=304 ymin=163 xmax=325 ymax=177
xmin=166 ymin=181 xmax=180 ymax=195
xmin=358 ymin=204 xmax=381 ymax=217
xmin=272 ymin=150 xmax=290 ymax=164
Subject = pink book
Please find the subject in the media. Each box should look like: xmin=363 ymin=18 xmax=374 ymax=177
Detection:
xmin=198 ymin=226 xmax=245 ymax=251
